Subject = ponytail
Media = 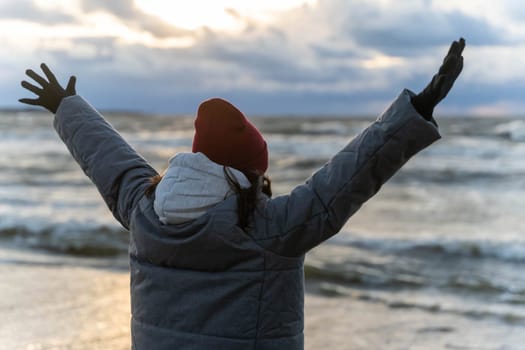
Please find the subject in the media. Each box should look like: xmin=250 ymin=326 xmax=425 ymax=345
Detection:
xmin=224 ymin=168 xmax=272 ymax=229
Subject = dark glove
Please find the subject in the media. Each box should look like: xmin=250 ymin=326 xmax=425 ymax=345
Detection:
xmin=19 ymin=63 xmax=77 ymax=114
xmin=411 ymin=37 xmax=465 ymax=121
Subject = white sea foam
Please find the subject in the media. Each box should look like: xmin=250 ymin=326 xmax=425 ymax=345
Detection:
xmin=494 ymin=120 xmax=525 ymax=141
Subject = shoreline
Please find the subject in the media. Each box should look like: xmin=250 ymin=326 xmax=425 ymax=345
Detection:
xmin=1 ymin=245 xmax=524 ymax=350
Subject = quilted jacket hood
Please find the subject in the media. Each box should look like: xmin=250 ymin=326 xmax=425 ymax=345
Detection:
xmin=153 ymin=152 xmax=251 ymax=224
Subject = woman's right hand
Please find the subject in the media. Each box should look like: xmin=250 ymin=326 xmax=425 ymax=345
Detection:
xmin=19 ymin=63 xmax=77 ymax=114
xmin=411 ymin=38 xmax=465 ymax=121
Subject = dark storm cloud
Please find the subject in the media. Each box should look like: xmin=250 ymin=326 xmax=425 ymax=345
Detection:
xmin=0 ymin=0 xmax=75 ymax=24
xmin=311 ymin=45 xmax=361 ymax=60
xmin=61 ymin=73 xmax=397 ymax=116
xmin=79 ymin=0 xmax=191 ymax=38
xmin=26 ymin=36 xmax=364 ymax=114
xmin=189 ymin=27 xmax=367 ymax=87
xmin=6 ymin=1 xmax=451 ymax=113
xmin=342 ymin=6 xmax=505 ymax=55
xmin=3 ymin=0 xmax=522 ymax=115
xmin=199 ymin=42 xmax=322 ymax=84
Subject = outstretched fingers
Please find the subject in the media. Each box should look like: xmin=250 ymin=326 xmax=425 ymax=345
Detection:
xmin=439 ymin=38 xmax=465 ymax=77
xmin=457 ymin=37 xmax=466 ymax=55
xmin=21 ymin=80 xmax=43 ymax=96
xmin=439 ymin=55 xmax=458 ymax=75
xmin=40 ymin=63 xmax=58 ymax=85
xmin=25 ymin=69 xmax=48 ymax=87
xmin=19 ymin=63 xmax=76 ymax=113
xmin=65 ymin=76 xmax=77 ymax=95
xmin=447 ymin=37 xmax=466 ymax=58
xmin=18 ymin=97 xmax=41 ymax=106
xmin=453 ymin=55 xmax=464 ymax=78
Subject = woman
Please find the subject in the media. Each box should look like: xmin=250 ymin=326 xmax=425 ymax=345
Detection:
xmin=19 ymin=38 xmax=464 ymax=350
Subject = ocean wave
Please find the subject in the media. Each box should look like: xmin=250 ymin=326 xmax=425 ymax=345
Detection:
xmin=0 ymin=223 xmax=128 ymax=257
xmin=494 ymin=120 xmax=525 ymax=142
xmin=392 ymin=168 xmax=513 ymax=184
xmin=275 ymin=156 xmax=328 ymax=170
xmin=304 ymin=260 xmax=426 ymax=288
xmin=305 ymin=255 xmax=525 ymax=297
xmin=304 ymin=236 xmax=525 ymax=302
xmin=335 ymin=236 xmax=525 ymax=263
xmin=299 ymin=121 xmax=351 ymax=135
xmin=316 ymin=282 xmax=525 ymax=324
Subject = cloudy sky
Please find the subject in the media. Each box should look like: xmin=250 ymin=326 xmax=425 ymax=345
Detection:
xmin=1 ymin=0 xmax=524 ymax=116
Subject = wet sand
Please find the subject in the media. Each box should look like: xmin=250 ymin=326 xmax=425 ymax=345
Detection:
xmin=1 ymin=245 xmax=524 ymax=350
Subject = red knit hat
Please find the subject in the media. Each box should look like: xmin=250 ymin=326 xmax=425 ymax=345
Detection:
xmin=192 ymin=98 xmax=268 ymax=175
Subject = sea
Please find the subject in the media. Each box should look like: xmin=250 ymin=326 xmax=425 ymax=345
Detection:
xmin=2 ymin=109 xmax=525 ymax=329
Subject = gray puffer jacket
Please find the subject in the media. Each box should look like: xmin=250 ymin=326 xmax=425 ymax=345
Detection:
xmin=54 ymin=89 xmax=440 ymax=350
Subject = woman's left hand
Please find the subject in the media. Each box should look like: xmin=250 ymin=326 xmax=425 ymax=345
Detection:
xmin=19 ymin=63 xmax=77 ymax=114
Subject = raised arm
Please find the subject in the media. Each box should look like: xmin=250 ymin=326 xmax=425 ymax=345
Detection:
xmin=252 ymin=38 xmax=465 ymax=257
xmin=20 ymin=64 xmax=158 ymax=229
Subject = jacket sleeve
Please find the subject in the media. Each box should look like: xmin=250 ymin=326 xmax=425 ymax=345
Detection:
xmin=252 ymin=89 xmax=441 ymax=257
xmin=54 ymin=95 xmax=158 ymax=229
